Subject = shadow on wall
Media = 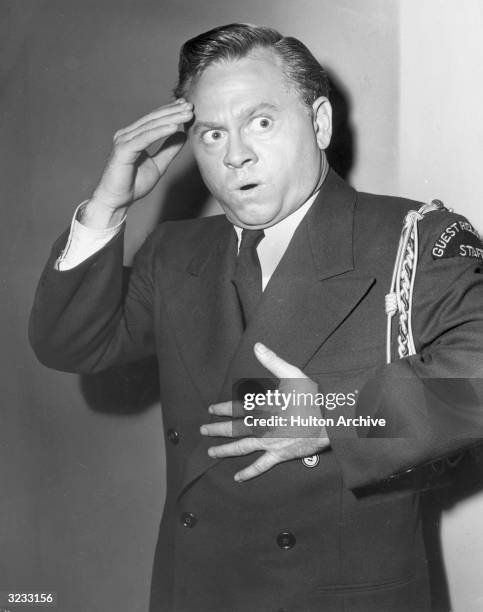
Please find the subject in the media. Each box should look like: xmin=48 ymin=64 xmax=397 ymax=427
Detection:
xmin=325 ymin=69 xmax=356 ymax=182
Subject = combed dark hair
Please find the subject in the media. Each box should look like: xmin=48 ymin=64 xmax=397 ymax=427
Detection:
xmin=174 ymin=23 xmax=329 ymax=107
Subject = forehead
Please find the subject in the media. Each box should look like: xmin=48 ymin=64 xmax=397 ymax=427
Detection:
xmin=186 ymin=48 xmax=300 ymax=115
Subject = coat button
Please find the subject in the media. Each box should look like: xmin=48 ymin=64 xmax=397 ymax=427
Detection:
xmin=277 ymin=531 xmax=296 ymax=550
xmin=181 ymin=512 xmax=197 ymax=528
xmin=167 ymin=428 xmax=180 ymax=444
xmin=302 ymin=454 xmax=319 ymax=468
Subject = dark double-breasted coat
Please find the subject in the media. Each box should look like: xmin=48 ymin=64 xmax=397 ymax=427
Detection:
xmin=30 ymin=170 xmax=483 ymax=611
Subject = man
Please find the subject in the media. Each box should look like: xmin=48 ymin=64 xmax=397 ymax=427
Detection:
xmin=30 ymin=23 xmax=483 ymax=612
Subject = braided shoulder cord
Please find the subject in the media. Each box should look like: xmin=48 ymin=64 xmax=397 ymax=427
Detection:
xmin=385 ymin=199 xmax=447 ymax=364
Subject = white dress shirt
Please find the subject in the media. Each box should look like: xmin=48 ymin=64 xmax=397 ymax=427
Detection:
xmin=233 ymin=191 xmax=319 ymax=290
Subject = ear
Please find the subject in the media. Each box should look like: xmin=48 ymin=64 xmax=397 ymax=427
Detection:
xmin=312 ymin=97 xmax=332 ymax=150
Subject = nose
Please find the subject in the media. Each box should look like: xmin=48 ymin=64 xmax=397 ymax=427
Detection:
xmin=223 ymin=132 xmax=258 ymax=169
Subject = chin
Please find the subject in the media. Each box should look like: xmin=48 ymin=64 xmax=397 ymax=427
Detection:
xmin=235 ymin=214 xmax=278 ymax=229
xmin=225 ymin=204 xmax=281 ymax=228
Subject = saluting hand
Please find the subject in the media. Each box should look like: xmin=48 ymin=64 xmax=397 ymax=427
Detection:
xmin=82 ymin=99 xmax=193 ymax=228
xmin=200 ymin=343 xmax=331 ymax=482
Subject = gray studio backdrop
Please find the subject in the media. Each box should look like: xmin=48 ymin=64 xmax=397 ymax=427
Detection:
xmin=1 ymin=1 xmax=482 ymax=611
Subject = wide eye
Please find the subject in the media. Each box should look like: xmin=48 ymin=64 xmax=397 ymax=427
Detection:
xmin=201 ymin=129 xmax=226 ymax=144
xmin=250 ymin=116 xmax=273 ymax=132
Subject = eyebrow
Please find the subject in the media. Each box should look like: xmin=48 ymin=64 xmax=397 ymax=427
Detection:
xmin=192 ymin=102 xmax=279 ymax=135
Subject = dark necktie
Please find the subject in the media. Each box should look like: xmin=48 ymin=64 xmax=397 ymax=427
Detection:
xmin=232 ymin=228 xmax=265 ymax=327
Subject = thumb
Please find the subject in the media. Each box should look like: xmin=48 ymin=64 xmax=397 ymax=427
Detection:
xmin=152 ymin=131 xmax=187 ymax=175
xmin=253 ymin=343 xmax=306 ymax=379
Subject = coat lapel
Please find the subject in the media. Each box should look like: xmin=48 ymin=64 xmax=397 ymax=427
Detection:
xmin=163 ymin=216 xmax=244 ymax=408
xmin=178 ymin=171 xmax=376 ymax=496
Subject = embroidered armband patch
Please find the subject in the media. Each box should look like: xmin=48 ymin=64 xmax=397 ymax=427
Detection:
xmin=432 ymin=220 xmax=483 ymax=261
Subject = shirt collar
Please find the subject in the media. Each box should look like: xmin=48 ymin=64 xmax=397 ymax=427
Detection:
xmin=233 ymin=159 xmax=329 ymax=249
xmin=233 ymin=187 xmax=319 ymax=251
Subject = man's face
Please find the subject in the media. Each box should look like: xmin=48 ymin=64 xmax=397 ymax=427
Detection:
xmin=186 ymin=48 xmax=330 ymax=229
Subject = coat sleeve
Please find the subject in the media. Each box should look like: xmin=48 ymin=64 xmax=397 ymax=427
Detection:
xmin=327 ymin=210 xmax=483 ymax=490
xmin=29 ymin=225 xmax=163 ymax=374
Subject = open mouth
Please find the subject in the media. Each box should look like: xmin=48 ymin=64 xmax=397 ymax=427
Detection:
xmin=239 ymin=183 xmax=259 ymax=191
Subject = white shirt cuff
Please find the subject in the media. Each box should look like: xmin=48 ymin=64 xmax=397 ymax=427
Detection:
xmin=55 ymin=201 xmax=126 ymax=271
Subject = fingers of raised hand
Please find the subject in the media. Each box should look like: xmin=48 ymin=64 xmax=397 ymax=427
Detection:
xmin=112 ymin=102 xmax=193 ymax=154
xmin=117 ymin=100 xmax=193 ymax=136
